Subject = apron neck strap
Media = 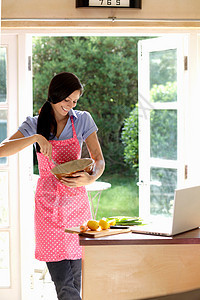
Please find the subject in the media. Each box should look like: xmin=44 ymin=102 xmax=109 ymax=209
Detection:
xmin=70 ymin=115 xmax=77 ymax=138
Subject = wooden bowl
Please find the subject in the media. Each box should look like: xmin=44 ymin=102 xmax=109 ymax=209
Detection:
xmin=51 ymin=158 xmax=94 ymax=180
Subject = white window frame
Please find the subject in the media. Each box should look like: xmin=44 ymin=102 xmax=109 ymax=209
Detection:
xmin=138 ymin=35 xmax=187 ymax=219
xmin=1 ymin=33 xmax=34 ymax=300
xmin=0 ymin=34 xmax=20 ymax=300
xmin=17 ymin=33 xmax=35 ymax=300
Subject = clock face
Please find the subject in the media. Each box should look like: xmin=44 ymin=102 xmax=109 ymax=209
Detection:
xmin=89 ymin=0 xmax=129 ymax=6
xmin=76 ymin=0 xmax=141 ymax=8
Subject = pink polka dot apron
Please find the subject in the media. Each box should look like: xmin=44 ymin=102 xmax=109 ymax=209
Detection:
xmin=35 ymin=116 xmax=92 ymax=262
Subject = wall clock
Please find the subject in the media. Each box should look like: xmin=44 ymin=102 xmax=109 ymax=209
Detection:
xmin=76 ymin=0 xmax=142 ymax=9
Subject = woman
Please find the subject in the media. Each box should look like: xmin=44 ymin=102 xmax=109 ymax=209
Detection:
xmin=0 ymin=72 xmax=105 ymax=300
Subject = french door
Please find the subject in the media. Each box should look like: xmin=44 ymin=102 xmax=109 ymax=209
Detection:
xmin=138 ymin=36 xmax=187 ymax=220
xmin=0 ymin=34 xmax=34 ymax=300
xmin=0 ymin=35 xmax=21 ymax=299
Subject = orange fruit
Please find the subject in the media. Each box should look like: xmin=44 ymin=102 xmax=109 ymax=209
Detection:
xmin=99 ymin=218 xmax=110 ymax=230
xmin=87 ymin=220 xmax=99 ymax=231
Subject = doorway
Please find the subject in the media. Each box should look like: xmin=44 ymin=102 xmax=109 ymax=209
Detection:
xmin=1 ymin=30 xmax=200 ymax=300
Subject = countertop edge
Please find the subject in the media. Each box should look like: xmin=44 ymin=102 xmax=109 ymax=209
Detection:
xmin=79 ymin=229 xmax=200 ymax=246
xmin=79 ymin=238 xmax=200 ymax=246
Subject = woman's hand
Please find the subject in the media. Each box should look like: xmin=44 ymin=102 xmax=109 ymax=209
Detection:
xmin=60 ymin=131 xmax=105 ymax=188
xmin=60 ymin=171 xmax=95 ymax=187
xmin=0 ymin=131 xmax=52 ymax=158
xmin=36 ymin=134 xmax=52 ymax=161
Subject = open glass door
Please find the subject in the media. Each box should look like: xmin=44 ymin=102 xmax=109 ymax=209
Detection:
xmin=138 ymin=36 xmax=187 ymax=221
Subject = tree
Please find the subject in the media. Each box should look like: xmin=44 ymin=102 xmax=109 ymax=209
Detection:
xmin=32 ymin=36 xmax=148 ymax=173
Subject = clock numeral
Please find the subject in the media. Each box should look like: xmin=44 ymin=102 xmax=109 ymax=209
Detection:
xmin=96 ymin=0 xmax=124 ymax=6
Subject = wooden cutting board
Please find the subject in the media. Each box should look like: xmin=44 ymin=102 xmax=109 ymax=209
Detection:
xmin=65 ymin=227 xmax=131 ymax=238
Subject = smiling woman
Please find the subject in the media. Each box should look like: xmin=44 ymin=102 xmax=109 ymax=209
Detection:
xmin=0 ymin=71 xmax=105 ymax=300
xmin=52 ymin=90 xmax=80 ymax=119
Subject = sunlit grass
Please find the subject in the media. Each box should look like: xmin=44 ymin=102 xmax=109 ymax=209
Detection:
xmin=33 ymin=168 xmax=139 ymax=220
xmin=91 ymin=174 xmax=139 ymax=220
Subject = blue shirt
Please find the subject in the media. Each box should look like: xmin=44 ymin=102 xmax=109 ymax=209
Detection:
xmin=18 ymin=109 xmax=98 ymax=148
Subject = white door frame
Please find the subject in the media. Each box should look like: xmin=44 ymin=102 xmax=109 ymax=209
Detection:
xmin=1 ymin=28 xmax=200 ymax=299
xmin=0 ymin=34 xmax=20 ymax=300
xmin=17 ymin=33 xmax=35 ymax=300
xmin=0 ymin=33 xmax=34 ymax=300
xmin=138 ymin=35 xmax=188 ymax=220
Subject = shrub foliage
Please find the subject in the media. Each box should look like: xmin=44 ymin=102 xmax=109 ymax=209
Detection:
xmin=32 ymin=36 xmax=148 ymax=173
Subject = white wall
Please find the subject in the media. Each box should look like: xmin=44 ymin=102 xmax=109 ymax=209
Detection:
xmin=2 ymin=0 xmax=200 ymax=28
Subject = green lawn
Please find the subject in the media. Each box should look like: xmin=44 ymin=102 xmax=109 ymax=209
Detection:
xmin=33 ymin=167 xmax=139 ymax=220
xmin=90 ymin=174 xmax=139 ymax=220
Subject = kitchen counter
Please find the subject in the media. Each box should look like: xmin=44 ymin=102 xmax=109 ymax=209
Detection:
xmin=80 ymin=228 xmax=200 ymax=300
xmin=80 ymin=227 xmax=200 ymax=246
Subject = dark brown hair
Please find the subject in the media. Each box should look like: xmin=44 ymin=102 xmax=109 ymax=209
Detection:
xmin=36 ymin=72 xmax=83 ymax=152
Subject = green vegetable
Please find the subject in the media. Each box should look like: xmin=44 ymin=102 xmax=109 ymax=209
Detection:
xmin=107 ymin=216 xmax=144 ymax=226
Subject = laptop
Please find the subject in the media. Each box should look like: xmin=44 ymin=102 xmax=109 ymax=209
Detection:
xmin=132 ymin=185 xmax=200 ymax=236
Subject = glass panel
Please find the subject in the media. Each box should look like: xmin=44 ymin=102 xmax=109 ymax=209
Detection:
xmin=150 ymin=109 xmax=177 ymax=160
xmin=150 ymin=49 xmax=177 ymax=102
xmin=0 ymin=172 xmax=9 ymax=226
xmin=0 ymin=232 xmax=10 ymax=287
xmin=0 ymin=47 xmax=7 ymax=103
xmin=0 ymin=110 xmax=8 ymax=165
xmin=150 ymin=167 xmax=177 ymax=216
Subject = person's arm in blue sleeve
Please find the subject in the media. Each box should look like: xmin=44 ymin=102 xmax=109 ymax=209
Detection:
xmin=0 ymin=131 xmax=53 ymax=160
xmin=0 ymin=116 xmax=53 ymax=159
xmin=84 ymin=131 xmax=105 ymax=181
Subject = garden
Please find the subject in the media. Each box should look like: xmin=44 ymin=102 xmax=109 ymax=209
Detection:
xmin=32 ymin=36 xmax=176 ymax=218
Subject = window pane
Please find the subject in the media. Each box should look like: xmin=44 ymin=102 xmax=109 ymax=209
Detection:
xmin=0 ymin=110 xmax=7 ymax=165
xmin=150 ymin=167 xmax=177 ymax=216
xmin=0 ymin=47 xmax=7 ymax=103
xmin=0 ymin=232 xmax=10 ymax=287
xmin=150 ymin=49 xmax=177 ymax=102
xmin=0 ymin=172 xmax=9 ymax=226
xmin=150 ymin=109 xmax=177 ymax=160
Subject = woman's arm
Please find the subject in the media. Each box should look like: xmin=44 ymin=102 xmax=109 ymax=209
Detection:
xmin=85 ymin=131 xmax=105 ymax=181
xmin=0 ymin=130 xmax=53 ymax=159
xmin=60 ymin=131 xmax=105 ymax=187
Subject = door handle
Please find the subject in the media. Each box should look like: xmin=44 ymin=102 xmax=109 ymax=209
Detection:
xmin=137 ymin=180 xmax=162 ymax=187
xmin=137 ymin=180 xmax=146 ymax=186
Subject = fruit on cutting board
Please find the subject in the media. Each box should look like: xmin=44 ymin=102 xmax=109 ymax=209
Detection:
xmin=83 ymin=215 xmax=143 ymax=233
xmin=80 ymin=223 xmax=88 ymax=232
xmin=99 ymin=218 xmax=110 ymax=230
xmin=87 ymin=220 xmax=99 ymax=230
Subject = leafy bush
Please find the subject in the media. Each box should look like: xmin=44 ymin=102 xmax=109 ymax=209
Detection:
xmin=121 ymin=81 xmax=177 ymax=177
xmin=150 ymin=82 xmax=177 ymax=160
xmin=121 ymin=106 xmax=138 ymax=178
xmin=32 ymin=36 xmax=149 ymax=174
xmin=150 ymin=81 xmax=177 ymax=103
